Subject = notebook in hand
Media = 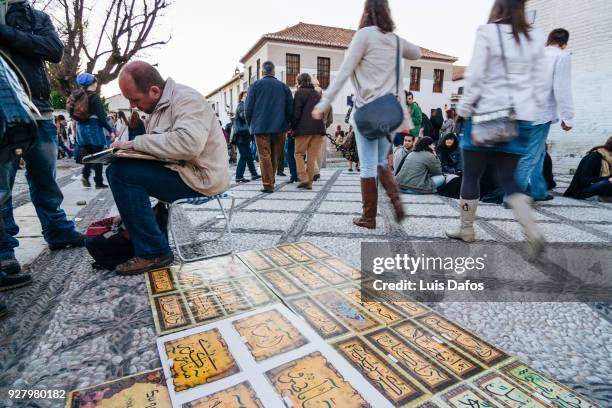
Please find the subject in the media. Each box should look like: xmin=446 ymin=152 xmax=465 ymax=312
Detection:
xmin=82 ymin=148 xmax=182 ymax=164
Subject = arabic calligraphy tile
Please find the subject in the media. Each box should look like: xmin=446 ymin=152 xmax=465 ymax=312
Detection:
xmin=147 ymin=268 xmax=177 ymax=295
xmin=473 ymin=372 xmax=548 ymax=408
xmin=67 ymin=369 xmax=171 ymax=408
xmin=164 ymin=329 xmax=239 ymax=392
xmin=239 ymin=250 xmax=275 ymax=271
xmin=234 ymin=277 xmax=274 ymax=306
xmin=314 ymin=290 xmax=379 ymax=332
xmin=233 ymin=309 xmax=308 ymax=362
xmin=182 ymin=381 xmax=263 ymax=408
xmin=266 ymin=351 xmax=371 ymax=408
xmin=296 ymin=241 xmax=331 ymax=259
xmin=417 ymin=312 xmax=509 ymax=366
xmin=335 ymin=337 xmax=424 ymax=406
xmin=365 ymin=329 xmax=458 ymax=393
xmin=184 ymin=289 xmax=223 ymax=324
xmin=277 ymin=244 xmax=313 ymax=263
xmin=286 ymin=265 xmax=328 ymax=291
xmin=365 ymin=289 xmax=430 ymax=318
xmin=260 ymin=270 xmax=304 ymax=298
xmin=154 ymin=294 xmax=191 ymax=333
xmin=213 ymin=283 xmax=252 ymax=315
xmin=339 ymin=286 xmax=404 ymax=324
xmin=305 ymin=262 xmax=348 ymax=286
xmin=288 ymin=296 xmax=350 ymax=340
xmin=261 ymin=247 xmax=296 ymax=267
xmin=322 ymin=257 xmax=362 ymax=280
xmin=499 ymin=361 xmax=597 ymax=408
xmin=392 ymin=322 xmax=482 ymax=380
xmin=439 ymin=384 xmax=499 ymax=408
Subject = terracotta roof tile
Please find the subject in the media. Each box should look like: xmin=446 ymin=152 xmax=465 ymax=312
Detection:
xmin=241 ymin=22 xmax=458 ymax=63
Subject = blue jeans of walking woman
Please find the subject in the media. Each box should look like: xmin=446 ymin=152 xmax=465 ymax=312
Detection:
xmin=0 ymin=120 xmax=80 ymax=258
xmin=235 ymin=141 xmax=258 ymax=181
xmin=352 ymin=118 xmax=391 ymax=178
xmin=107 ymin=160 xmax=202 ymax=259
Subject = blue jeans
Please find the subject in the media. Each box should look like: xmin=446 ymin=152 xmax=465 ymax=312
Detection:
xmin=235 ymin=141 xmax=257 ymax=180
xmin=581 ymin=179 xmax=612 ymax=199
xmin=0 ymin=120 xmax=80 ymax=258
xmin=107 ymin=160 xmax=202 ymax=259
xmin=286 ymin=136 xmax=298 ymax=181
xmin=353 ymin=122 xmax=390 ymax=178
xmin=515 ymin=122 xmax=551 ymax=198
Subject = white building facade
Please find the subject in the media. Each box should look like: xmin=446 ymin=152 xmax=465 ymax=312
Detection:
xmin=207 ymin=23 xmax=458 ymax=128
xmin=205 ymin=72 xmax=244 ymax=126
xmin=528 ymin=0 xmax=612 ymax=173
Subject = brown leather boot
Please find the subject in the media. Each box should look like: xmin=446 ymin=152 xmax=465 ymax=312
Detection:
xmin=377 ymin=166 xmax=406 ymax=223
xmin=116 ymin=255 xmax=174 ymax=276
xmin=353 ymin=177 xmax=378 ymax=229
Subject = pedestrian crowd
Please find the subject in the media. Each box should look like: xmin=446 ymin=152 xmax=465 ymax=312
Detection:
xmin=1 ymin=0 xmax=611 ymax=320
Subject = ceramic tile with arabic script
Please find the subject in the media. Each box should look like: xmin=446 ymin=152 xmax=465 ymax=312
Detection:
xmin=339 ymin=286 xmax=404 ymax=324
xmin=266 ymin=351 xmax=371 ymax=408
xmin=233 ymin=309 xmax=308 ymax=361
xmin=288 ymin=296 xmax=350 ymax=340
xmin=314 ymin=290 xmax=379 ymax=332
xmin=322 ymin=257 xmax=362 ymax=280
xmin=417 ymin=313 xmax=508 ymax=366
xmin=164 ymin=329 xmax=239 ymax=392
xmin=67 ymin=369 xmax=171 ymax=408
xmin=239 ymin=250 xmax=274 ymax=271
xmin=233 ymin=277 xmax=274 ymax=307
xmin=286 ymin=265 xmax=328 ymax=291
xmin=439 ymin=384 xmax=498 ymax=408
xmin=473 ymin=372 xmax=548 ymax=408
xmin=181 ymin=381 xmax=263 ymax=408
xmin=336 ymin=337 xmax=424 ymax=406
xmin=305 ymin=262 xmax=347 ymax=285
xmin=154 ymin=294 xmax=190 ymax=333
xmin=184 ymin=290 xmax=223 ymax=324
xmin=260 ymin=270 xmax=303 ymax=298
xmin=277 ymin=244 xmax=312 ymax=262
xmin=499 ymin=361 xmax=597 ymax=408
xmin=393 ymin=322 xmax=482 ymax=380
xmin=366 ymin=329 xmax=457 ymax=393
xmin=147 ymin=268 xmax=177 ymax=295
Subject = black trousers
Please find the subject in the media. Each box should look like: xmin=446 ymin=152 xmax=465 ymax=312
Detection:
xmin=81 ymin=145 xmax=105 ymax=185
xmin=461 ymin=150 xmax=521 ymax=200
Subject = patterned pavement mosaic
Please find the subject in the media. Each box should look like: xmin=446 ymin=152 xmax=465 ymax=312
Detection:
xmin=0 ymin=167 xmax=611 ymax=407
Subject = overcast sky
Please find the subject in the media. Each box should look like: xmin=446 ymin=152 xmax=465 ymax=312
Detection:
xmin=102 ymin=0 xmax=495 ymax=97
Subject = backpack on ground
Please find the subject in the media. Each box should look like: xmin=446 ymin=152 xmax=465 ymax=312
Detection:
xmin=85 ymin=203 xmax=169 ymax=270
xmin=67 ymin=88 xmax=90 ymax=122
xmin=0 ymin=49 xmax=38 ymax=163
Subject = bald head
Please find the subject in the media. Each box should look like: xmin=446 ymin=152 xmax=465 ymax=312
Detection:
xmin=119 ymin=61 xmax=166 ymax=114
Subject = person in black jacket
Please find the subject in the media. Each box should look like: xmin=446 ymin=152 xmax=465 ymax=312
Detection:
xmin=437 ymin=133 xmax=463 ymax=175
xmin=74 ymin=73 xmax=114 ymax=188
xmin=234 ymin=91 xmax=260 ymax=183
xmin=292 ymin=73 xmax=326 ymax=190
xmin=0 ymin=0 xmax=84 ymax=290
xmin=430 ymin=108 xmax=443 ymax=143
xmin=564 ymin=136 xmax=612 ymax=200
xmin=245 ymin=61 xmax=293 ymax=193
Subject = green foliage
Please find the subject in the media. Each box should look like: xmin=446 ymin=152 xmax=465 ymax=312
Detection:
xmin=51 ymin=90 xmax=66 ymax=110
xmin=100 ymin=96 xmax=110 ymax=112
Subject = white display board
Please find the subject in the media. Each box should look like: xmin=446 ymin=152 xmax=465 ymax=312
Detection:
xmin=157 ymin=303 xmax=392 ymax=407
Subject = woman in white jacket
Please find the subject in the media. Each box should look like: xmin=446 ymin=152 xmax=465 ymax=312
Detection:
xmin=446 ymin=0 xmax=547 ymax=258
xmin=312 ymin=0 xmax=421 ymax=229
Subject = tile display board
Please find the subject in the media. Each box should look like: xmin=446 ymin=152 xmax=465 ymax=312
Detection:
xmin=156 ymin=304 xmax=394 ymax=407
xmin=72 ymin=242 xmax=598 ymax=408
xmin=144 ymin=255 xmax=279 ymax=335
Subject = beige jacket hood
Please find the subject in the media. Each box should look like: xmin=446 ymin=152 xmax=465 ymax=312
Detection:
xmin=132 ymin=78 xmax=230 ymax=196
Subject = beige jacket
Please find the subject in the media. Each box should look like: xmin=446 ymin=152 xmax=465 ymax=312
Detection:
xmin=132 ymin=78 xmax=230 ymax=196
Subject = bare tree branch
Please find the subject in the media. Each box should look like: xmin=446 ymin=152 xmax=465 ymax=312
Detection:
xmin=44 ymin=0 xmax=171 ymax=97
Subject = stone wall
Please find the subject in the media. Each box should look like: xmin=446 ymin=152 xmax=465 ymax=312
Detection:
xmin=528 ymin=0 xmax=612 ymax=174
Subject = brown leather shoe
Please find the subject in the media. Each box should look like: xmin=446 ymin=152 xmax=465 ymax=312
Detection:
xmin=378 ymin=166 xmax=406 ymax=223
xmin=115 ymin=255 xmax=174 ymax=276
xmin=353 ymin=177 xmax=378 ymax=229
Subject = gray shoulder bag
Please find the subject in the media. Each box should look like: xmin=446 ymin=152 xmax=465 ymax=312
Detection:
xmin=471 ymin=24 xmax=519 ymax=146
xmin=354 ymin=34 xmax=404 ymax=141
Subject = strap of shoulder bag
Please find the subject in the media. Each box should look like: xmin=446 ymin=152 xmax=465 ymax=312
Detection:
xmin=395 ymin=34 xmax=400 ymax=97
xmin=496 ymin=24 xmax=516 ymax=111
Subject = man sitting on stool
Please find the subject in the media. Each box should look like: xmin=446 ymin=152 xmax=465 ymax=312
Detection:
xmin=109 ymin=61 xmax=230 ymax=275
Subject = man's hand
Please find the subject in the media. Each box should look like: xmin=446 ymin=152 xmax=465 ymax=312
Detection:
xmin=609 ymin=177 xmax=612 ymax=184
xmin=111 ymin=140 xmax=134 ymax=150
xmin=561 ymin=121 xmax=572 ymax=131
xmin=312 ymin=109 xmax=324 ymax=120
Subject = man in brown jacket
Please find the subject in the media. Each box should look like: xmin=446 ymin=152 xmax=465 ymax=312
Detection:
xmin=109 ymin=61 xmax=230 ymax=275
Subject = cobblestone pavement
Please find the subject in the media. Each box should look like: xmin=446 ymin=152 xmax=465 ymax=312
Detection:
xmin=0 ymin=167 xmax=610 ymax=407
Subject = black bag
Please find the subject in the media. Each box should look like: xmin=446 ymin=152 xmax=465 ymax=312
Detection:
xmin=85 ymin=203 xmax=169 ymax=270
xmin=0 ymin=49 xmax=38 ymax=164
xmin=353 ymin=35 xmax=403 ymax=141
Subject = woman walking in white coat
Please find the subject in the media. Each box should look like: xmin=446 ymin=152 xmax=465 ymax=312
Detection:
xmin=446 ymin=0 xmax=548 ymax=258
xmin=312 ymin=0 xmax=421 ymax=229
